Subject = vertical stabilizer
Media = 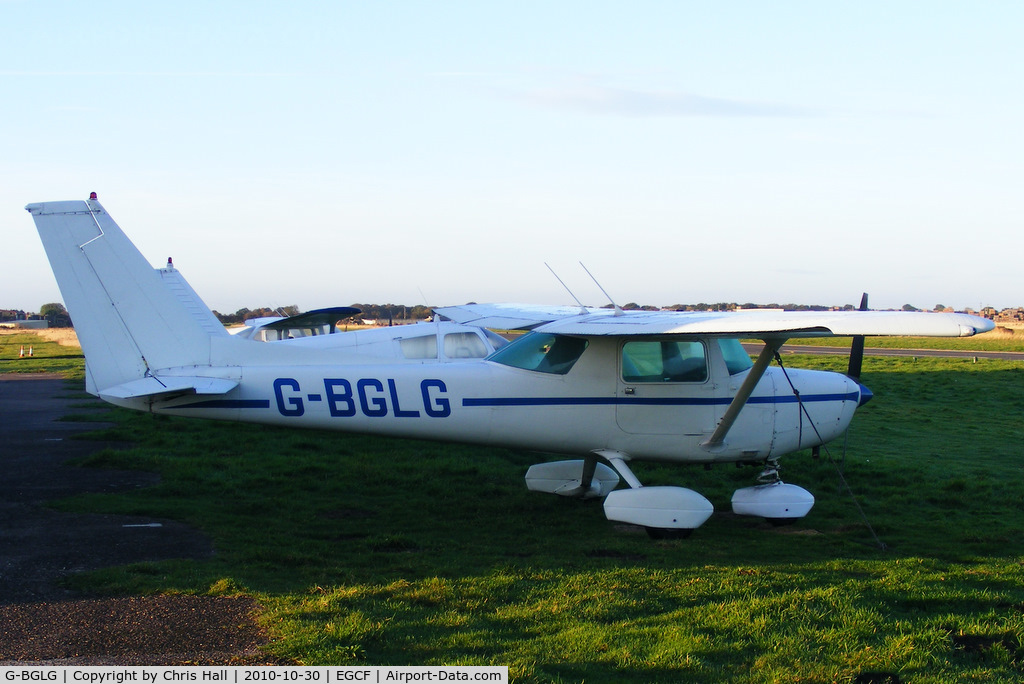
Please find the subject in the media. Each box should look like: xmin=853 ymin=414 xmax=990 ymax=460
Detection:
xmin=26 ymin=198 xmax=226 ymax=395
xmin=158 ymin=260 xmax=230 ymax=337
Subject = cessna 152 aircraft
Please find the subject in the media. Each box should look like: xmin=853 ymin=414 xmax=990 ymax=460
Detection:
xmin=26 ymin=196 xmax=994 ymax=537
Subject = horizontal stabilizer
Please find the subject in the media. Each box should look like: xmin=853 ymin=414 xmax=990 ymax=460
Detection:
xmin=98 ymin=376 xmax=239 ymax=400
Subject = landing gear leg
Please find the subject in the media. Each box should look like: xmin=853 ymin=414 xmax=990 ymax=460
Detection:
xmin=580 ymin=454 xmax=598 ymax=492
xmin=757 ymin=457 xmax=782 ymax=485
xmin=524 ymin=457 xmax=619 ymax=498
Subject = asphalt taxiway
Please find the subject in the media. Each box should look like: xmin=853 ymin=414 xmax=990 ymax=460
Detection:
xmin=0 ymin=373 xmax=213 ymax=603
xmin=0 ymin=373 xmax=269 ymax=664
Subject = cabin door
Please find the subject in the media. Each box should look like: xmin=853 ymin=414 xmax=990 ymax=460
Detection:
xmin=615 ymin=339 xmax=718 ymax=436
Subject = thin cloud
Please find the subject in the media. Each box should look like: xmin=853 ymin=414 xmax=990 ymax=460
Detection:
xmin=47 ymin=105 xmax=101 ymax=112
xmin=0 ymin=71 xmax=294 ymax=78
xmin=440 ymin=71 xmax=825 ymax=118
xmin=521 ymin=84 xmax=819 ymax=118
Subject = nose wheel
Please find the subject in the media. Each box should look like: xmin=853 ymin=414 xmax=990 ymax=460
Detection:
xmin=733 ymin=458 xmax=814 ymax=525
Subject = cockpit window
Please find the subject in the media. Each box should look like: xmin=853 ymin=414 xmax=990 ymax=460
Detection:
xmin=444 ymin=332 xmax=489 ymax=359
xmin=622 ymin=340 xmax=708 ymax=383
xmin=482 ymin=329 xmax=510 ymax=350
xmin=400 ymin=334 xmax=438 ymax=359
xmin=718 ymin=338 xmax=754 ymax=375
xmin=487 ymin=332 xmax=588 ymax=375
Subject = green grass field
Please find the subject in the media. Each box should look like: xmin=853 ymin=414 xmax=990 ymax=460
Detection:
xmin=0 ymin=331 xmax=86 ymax=378
xmin=7 ymin=332 xmax=1024 ymax=681
xmin=781 ymin=334 xmax=1024 ymax=353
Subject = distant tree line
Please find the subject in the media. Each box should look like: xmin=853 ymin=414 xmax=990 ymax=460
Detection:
xmin=12 ymin=299 xmax=982 ymax=331
xmin=212 ymin=306 xmax=301 ymax=325
xmin=659 ymin=303 xmax=847 ymax=312
xmin=210 ymin=304 xmax=434 ymax=326
xmin=1 ymin=303 xmax=73 ymax=326
xmin=207 ymin=301 xmax=964 ymax=327
xmin=0 ymin=300 xmax=997 ymax=330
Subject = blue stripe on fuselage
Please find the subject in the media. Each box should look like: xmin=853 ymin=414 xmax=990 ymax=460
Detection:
xmin=463 ymin=392 xmax=859 ymax=408
xmin=165 ymin=392 xmax=860 ymax=411
xmin=166 ymin=399 xmax=271 ymax=410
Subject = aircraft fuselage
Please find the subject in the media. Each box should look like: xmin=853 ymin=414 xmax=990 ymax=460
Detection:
xmin=116 ymin=335 xmax=862 ymax=465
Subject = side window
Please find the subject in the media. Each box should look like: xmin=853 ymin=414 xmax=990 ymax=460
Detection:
xmin=622 ymin=340 xmax=708 ymax=383
xmin=482 ymin=329 xmax=510 ymax=351
xmin=400 ymin=334 xmax=438 ymax=359
xmin=488 ymin=332 xmax=588 ymax=375
xmin=718 ymin=338 xmax=754 ymax=375
xmin=444 ymin=332 xmax=489 ymax=359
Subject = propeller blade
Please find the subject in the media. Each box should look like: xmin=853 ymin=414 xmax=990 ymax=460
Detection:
xmin=846 ymin=293 xmax=868 ymax=381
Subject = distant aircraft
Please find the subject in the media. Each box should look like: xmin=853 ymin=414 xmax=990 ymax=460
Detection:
xmin=230 ymin=304 xmax=510 ymax=361
xmin=230 ymin=306 xmax=362 ymax=341
xmin=26 ymin=196 xmax=994 ymax=537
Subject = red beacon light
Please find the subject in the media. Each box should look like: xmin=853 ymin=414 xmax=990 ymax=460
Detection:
xmin=89 ymin=192 xmax=98 ymax=200
xmin=167 ymin=257 xmax=174 ymax=268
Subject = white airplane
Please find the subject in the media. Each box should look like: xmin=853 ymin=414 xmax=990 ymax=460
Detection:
xmin=26 ymin=196 xmax=994 ymax=538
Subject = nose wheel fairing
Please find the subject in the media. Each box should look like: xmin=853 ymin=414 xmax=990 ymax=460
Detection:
xmin=731 ymin=481 xmax=815 ymax=523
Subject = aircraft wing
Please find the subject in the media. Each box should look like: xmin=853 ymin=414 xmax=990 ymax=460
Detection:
xmin=435 ymin=304 xmax=993 ymax=338
xmin=257 ymin=306 xmax=361 ymax=330
xmin=433 ymin=303 xmax=609 ymax=330
xmin=240 ymin=307 xmax=362 ymax=331
xmin=241 ymin=315 xmax=288 ymax=329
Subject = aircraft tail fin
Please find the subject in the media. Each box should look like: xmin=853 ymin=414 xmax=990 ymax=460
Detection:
xmin=26 ymin=198 xmax=228 ymax=396
xmin=158 ymin=259 xmax=231 ymax=337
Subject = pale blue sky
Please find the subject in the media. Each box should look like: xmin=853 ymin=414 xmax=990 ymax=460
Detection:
xmin=3 ymin=1 xmax=1021 ymax=313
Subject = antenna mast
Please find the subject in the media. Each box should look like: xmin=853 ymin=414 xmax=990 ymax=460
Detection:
xmin=545 ymin=263 xmax=589 ymax=314
xmin=580 ymin=262 xmax=623 ymax=316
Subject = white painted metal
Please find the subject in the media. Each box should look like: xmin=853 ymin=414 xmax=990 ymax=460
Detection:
xmin=436 ymin=303 xmax=994 ymax=338
xmin=731 ymin=482 xmax=816 ymax=520
xmin=603 ymin=486 xmax=715 ymax=531
xmin=525 ymin=460 xmax=619 ymax=498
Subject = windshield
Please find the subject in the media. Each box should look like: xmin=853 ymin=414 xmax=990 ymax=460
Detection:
xmin=487 ymin=332 xmax=588 ymax=375
xmin=718 ymin=338 xmax=754 ymax=375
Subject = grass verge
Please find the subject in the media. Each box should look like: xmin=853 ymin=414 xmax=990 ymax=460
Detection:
xmin=0 ymin=330 xmax=85 ymax=379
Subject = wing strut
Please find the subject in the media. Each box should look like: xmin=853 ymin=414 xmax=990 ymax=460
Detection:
xmin=700 ymin=339 xmax=785 ymax=451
